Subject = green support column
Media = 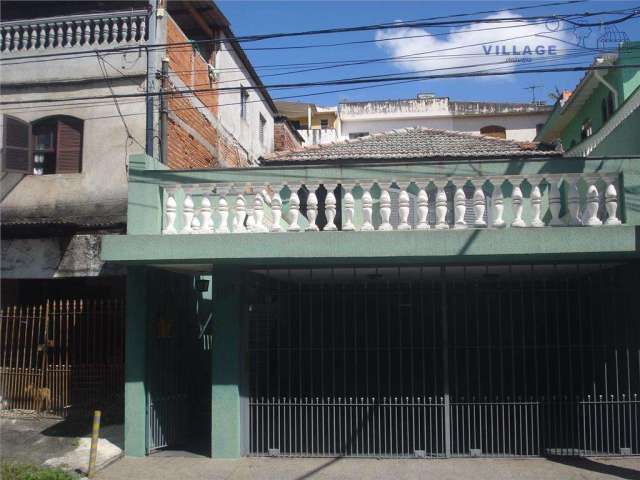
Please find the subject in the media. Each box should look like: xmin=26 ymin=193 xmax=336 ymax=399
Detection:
xmin=124 ymin=266 xmax=148 ymax=457
xmin=211 ymin=268 xmax=245 ymax=458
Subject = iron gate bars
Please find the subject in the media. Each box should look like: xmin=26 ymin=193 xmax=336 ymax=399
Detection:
xmin=246 ymin=263 xmax=640 ymax=458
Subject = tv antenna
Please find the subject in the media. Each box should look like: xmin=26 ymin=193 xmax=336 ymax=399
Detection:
xmin=524 ymin=85 xmax=544 ymax=104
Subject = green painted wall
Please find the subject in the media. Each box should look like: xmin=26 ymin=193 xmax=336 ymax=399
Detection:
xmin=124 ymin=266 xmax=148 ymax=457
xmin=211 ymin=268 xmax=245 ymax=458
xmin=554 ymin=43 xmax=640 ymax=150
xmin=592 ymin=107 xmax=640 ymax=156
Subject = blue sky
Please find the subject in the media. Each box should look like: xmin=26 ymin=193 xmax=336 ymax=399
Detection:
xmin=217 ymin=1 xmax=640 ymax=106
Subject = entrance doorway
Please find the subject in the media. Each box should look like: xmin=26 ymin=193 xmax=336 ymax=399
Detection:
xmin=145 ymin=270 xmax=211 ymax=456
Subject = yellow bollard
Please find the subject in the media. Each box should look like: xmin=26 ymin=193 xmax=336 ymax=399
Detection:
xmin=87 ymin=410 xmax=101 ymax=478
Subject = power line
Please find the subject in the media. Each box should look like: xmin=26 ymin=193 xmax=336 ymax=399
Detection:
xmin=4 ymin=60 xmax=640 ymax=108
xmin=1 ymin=4 xmax=635 ymax=63
xmin=3 ymin=48 xmax=610 ymax=115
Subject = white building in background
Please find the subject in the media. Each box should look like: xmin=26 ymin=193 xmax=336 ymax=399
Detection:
xmin=338 ymin=93 xmax=552 ymax=142
xmin=276 ymin=94 xmax=552 ymax=146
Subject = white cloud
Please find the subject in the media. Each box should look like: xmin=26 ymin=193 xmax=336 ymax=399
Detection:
xmin=375 ymin=12 xmax=574 ymax=78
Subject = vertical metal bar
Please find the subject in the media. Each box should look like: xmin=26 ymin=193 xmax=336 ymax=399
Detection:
xmin=440 ymin=266 xmax=451 ymax=457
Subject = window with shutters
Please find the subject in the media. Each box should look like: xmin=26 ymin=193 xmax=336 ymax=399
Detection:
xmin=31 ymin=116 xmax=83 ymax=175
xmin=2 ymin=115 xmax=31 ymax=173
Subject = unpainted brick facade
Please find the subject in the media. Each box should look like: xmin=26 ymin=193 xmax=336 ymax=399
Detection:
xmin=274 ymin=120 xmax=303 ymax=152
xmin=165 ymin=16 xmax=253 ymax=170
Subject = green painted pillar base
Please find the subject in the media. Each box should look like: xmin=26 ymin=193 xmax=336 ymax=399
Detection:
xmin=211 ymin=268 xmax=245 ymax=458
xmin=124 ymin=266 xmax=148 ymax=457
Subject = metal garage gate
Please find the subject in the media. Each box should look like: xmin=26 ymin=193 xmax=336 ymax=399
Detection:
xmin=246 ymin=263 xmax=640 ymax=458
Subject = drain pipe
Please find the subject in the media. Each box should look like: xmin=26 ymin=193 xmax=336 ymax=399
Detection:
xmin=594 ymin=70 xmax=618 ymax=110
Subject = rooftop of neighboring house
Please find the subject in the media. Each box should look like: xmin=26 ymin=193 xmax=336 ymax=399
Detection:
xmin=261 ymin=126 xmax=561 ymax=165
xmin=338 ymin=93 xmax=553 ymax=118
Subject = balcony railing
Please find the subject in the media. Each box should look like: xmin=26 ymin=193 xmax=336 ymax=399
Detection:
xmin=158 ymin=173 xmax=622 ymax=235
xmin=0 ymin=10 xmax=149 ymax=53
xmin=298 ymin=129 xmax=338 ymax=145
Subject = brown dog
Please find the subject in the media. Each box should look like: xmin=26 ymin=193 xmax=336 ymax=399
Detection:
xmin=25 ymin=384 xmax=51 ymax=413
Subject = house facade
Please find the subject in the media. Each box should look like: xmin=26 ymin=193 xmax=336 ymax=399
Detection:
xmin=102 ymin=121 xmax=640 ymax=459
xmin=0 ymin=0 xmax=278 ymax=417
xmin=274 ymin=101 xmax=339 ymax=145
xmin=536 ymin=42 xmax=640 ymax=157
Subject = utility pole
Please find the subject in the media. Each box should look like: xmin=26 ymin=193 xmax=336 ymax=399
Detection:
xmin=159 ymin=57 xmax=169 ymax=165
xmin=524 ymin=85 xmax=544 ymax=104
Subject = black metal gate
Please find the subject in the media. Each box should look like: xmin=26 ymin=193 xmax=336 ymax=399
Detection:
xmin=146 ymin=272 xmax=211 ymax=454
xmin=246 ymin=263 xmax=640 ymax=458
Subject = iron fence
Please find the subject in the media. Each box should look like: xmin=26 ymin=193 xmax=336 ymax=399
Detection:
xmin=0 ymin=298 xmax=124 ymax=418
xmin=246 ymin=263 xmax=640 ymax=458
xmin=250 ymin=396 xmax=446 ymax=457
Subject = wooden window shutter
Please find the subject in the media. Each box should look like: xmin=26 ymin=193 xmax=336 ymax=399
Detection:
xmin=2 ymin=115 xmax=32 ymax=173
xmin=56 ymin=117 xmax=83 ymax=173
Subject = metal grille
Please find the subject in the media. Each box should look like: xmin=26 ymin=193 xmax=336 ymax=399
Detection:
xmin=0 ymin=298 xmax=124 ymax=418
xmin=247 ymin=263 xmax=640 ymax=458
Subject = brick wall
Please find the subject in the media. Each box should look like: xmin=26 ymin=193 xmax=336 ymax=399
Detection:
xmin=274 ymin=119 xmax=304 ymax=152
xmin=168 ymin=118 xmax=220 ymax=169
xmin=166 ymin=16 xmax=217 ymax=116
xmin=164 ymin=14 xmax=268 ymax=169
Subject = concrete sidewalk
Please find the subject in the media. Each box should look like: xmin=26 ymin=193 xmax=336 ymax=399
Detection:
xmin=97 ymin=456 xmax=640 ymax=480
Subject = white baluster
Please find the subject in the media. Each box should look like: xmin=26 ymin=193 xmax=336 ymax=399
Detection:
xmin=139 ymin=16 xmax=146 ymax=40
xmin=217 ymin=190 xmax=230 ymax=233
xmin=112 ymin=18 xmax=119 ymax=43
xmin=530 ymin=183 xmax=545 ymax=228
xmin=305 ymin=184 xmax=320 ymax=231
xmin=38 ymin=25 xmax=46 ymax=49
xmin=131 ymin=16 xmax=138 ymax=42
xmin=378 ymin=183 xmax=392 ymax=231
xmin=233 ymin=194 xmax=247 ymax=232
xmin=492 ymin=180 xmax=506 ymax=228
xmin=473 ymin=182 xmax=486 ymax=227
xmin=92 ymin=20 xmax=100 ymax=44
xmin=324 ymin=184 xmax=338 ymax=231
xmin=122 ymin=17 xmax=129 ymax=42
xmin=454 ymin=185 xmax=467 ymax=229
xmin=48 ymin=24 xmax=56 ymax=47
xmin=397 ymin=181 xmax=411 ymax=231
xmin=360 ymin=182 xmax=374 ymax=231
xmin=252 ymin=193 xmax=268 ymax=233
xmin=180 ymin=191 xmax=194 ymax=234
xmin=548 ymin=179 xmax=564 ymax=226
xmin=12 ymin=28 xmax=20 ymax=50
xmin=162 ymin=189 xmax=177 ymax=234
xmin=56 ymin=23 xmax=63 ymax=47
xmin=583 ymin=184 xmax=602 ymax=226
xmin=30 ymin=26 xmax=37 ymax=49
xmin=511 ymin=182 xmax=526 ymax=227
xmin=75 ymin=22 xmax=82 ymax=45
xmin=270 ymin=187 xmax=283 ymax=232
xmin=416 ymin=183 xmax=429 ymax=230
xmin=567 ymin=178 xmax=581 ymax=226
xmin=83 ymin=21 xmax=91 ymax=45
xmin=21 ymin=28 xmax=29 ymax=50
xmin=3 ymin=29 xmax=11 ymax=51
xmin=434 ymin=181 xmax=449 ymax=230
xmin=287 ymin=185 xmax=301 ymax=232
xmin=200 ymin=193 xmax=214 ymax=233
xmin=342 ymin=183 xmax=355 ymax=231
xmin=65 ymin=23 xmax=73 ymax=46
xmin=604 ymin=182 xmax=622 ymax=226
